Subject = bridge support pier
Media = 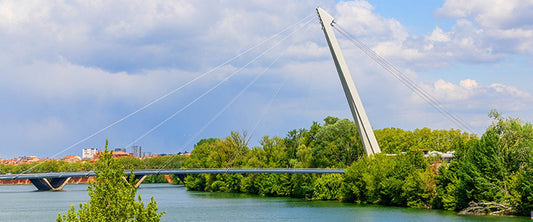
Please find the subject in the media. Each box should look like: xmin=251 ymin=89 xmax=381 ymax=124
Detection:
xmin=123 ymin=175 xmax=147 ymax=188
xmin=174 ymin=174 xmax=187 ymax=184
xmin=134 ymin=175 xmax=147 ymax=188
xmin=29 ymin=177 xmax=71 ymax=191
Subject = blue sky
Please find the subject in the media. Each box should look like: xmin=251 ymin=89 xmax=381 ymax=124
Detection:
xmin=1 ymin=0 xmax=532 ymax=158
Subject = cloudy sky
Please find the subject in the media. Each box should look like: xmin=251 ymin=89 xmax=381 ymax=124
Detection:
xmin=1 ymin=0 xmax=532 ymax=158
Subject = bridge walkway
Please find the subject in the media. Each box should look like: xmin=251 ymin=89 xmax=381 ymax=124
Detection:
xmin=0 ymin=168 xmax=345 ymax=191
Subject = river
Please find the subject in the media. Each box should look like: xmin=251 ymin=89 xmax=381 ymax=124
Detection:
xmin=0 ymin=184 xmax=529 ymax=221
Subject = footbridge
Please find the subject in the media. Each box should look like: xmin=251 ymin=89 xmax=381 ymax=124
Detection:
xmin=1 ymin=8 xmax=471 ymax=194
xmin=0 ymin=168 xmax=345 ymax=191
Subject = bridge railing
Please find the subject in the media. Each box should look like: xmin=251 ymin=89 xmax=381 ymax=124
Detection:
xmin=0 ymin=168 xmax=345 ymax=191
xmin=0 ymin=168 xmax=345 ymax=180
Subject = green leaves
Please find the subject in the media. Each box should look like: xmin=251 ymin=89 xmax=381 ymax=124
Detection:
xmin=431 ymin=111 xmax=533 ymax=215
xmin=180 ymin=113 xmax=532 ymax=216
xmin=374 ymin=127 xmax=475 ymax=154
xmin=313 ymin=174 xmax=343 ymax=200
xmin=312 ymin=119 xmax=363 ymax=168
xmin=57 ymin=140 xmax=164 ymax=222
xmin=342 ymin=152 xmax=434 ymax=207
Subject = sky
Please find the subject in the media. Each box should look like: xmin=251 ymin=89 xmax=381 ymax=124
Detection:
xmin=1 ymin=0 xmax=532 ymax=158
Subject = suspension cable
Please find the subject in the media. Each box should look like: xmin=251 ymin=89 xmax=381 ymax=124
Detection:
xmin=333 ymin=23 xmax=475 ymax=134
xmin=157 ymin=54 xmax=283 ymax=171
xmin=222 ymin=77 xmax=289 ymax=170
xmin=183 ymin=56 xmax=282 ymax=153
xmin=247 ymin=13 xmax=317 ymax=141
xmin=223 ymin=17 xmax=318 ymax=171
xmin=155 ymin=16 xmax=315 ymax=172
xmin=123 ymin=30 xmax=289 ymax=149
xmin=18 ymin=12 xmax=316 ymax=175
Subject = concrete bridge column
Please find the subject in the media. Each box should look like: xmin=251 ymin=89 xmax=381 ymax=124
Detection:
xmin=174 ymin=174 xmax=187 ymax=184
xmin=29 ymin=177 xmax=71 ymax=191
xmin=122 ymin=175 xmax=147 ymax=188
xmin=133 ymin=175 xmax=147 ymax=188
xmin=317 ymin=7 xmax=381 ymax=155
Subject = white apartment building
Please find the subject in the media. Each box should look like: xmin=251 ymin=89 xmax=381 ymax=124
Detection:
xmin=82 ymin=148 xmax=98 ymax=159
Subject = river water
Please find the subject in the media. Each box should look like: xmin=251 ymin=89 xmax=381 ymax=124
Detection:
xmin=0 ymin=184 xmax=529 ymax=221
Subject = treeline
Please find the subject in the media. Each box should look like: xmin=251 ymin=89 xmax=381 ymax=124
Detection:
xmin=2 ymin=113 xmax=531 ymax=216
xmin=0 ymin=155 xmax=185 ymax=174
xmin=1 ymin=160 xmax=94 ymax=174
xmin=0 ymin=155 xmax=186 ymax=184
xmin=180 ymin=113 xmax=532 ymax=216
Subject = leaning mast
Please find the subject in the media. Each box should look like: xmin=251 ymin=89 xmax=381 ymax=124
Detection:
xmin=316 ymin=7 xmax=381 ymax=155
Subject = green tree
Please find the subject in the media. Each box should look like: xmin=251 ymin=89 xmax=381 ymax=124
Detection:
xmin=313 ymin=174 xmax=344 ymax=200
xmin=57 ymin=140 xmax=164 ymax=222
xmin=186 ymin=138 xmax=219 ymax=168
xmin=375 ymin=127 xmax=414 ymax=153
xmin=512 ymin=165 xmax=533 ymax=215
xmin=343 ymin=151 xmax=435 ymax=208
xmin=434 ymin=110 xmax=533 ymax=215
xmin=375 ymin=127 xmax=474 ymax=154
xmin=260 ymin=136 xmax=288 ymax=168
xmin=311 ymin=118 xmax=363 ymax=168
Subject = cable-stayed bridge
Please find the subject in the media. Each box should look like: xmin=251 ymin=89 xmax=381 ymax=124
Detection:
xmin=0 ymin=168 xmax=345 ymax=191
xmin=0 ymin=8 xmax=470 ymax=191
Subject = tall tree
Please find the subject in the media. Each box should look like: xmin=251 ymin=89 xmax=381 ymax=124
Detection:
xmin=311 ymin=118 xmax=363 ymax=167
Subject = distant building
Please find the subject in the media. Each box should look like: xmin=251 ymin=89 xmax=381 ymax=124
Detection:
xmin=142 ymin=152 xmax=152 ymax=158
xmin=425 ymin=150 xmax=455 ymax=162
xmin=1 ymin=156 xmax=41 ymax=165
xmin=112 ymin=151 xmax=132 ymax=158
xmin=132 ymin=146 xmax=142 ymax=158
xmin=114 ymin=148 xmax=126 ymax=152
xmin=82 ymin=148 xmax=98 ymax=159
xmin=177 ymin=151 xmax=190 ymax=156
xmin=62 ymin=155 xmax=82 ymax=163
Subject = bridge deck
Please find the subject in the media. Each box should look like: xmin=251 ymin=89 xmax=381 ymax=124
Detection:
xmin=0 ymin=168 xmax=345 ymax=180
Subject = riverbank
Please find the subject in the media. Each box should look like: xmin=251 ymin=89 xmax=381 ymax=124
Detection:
xmin=0 ymin=184 xmax=530 ymax=222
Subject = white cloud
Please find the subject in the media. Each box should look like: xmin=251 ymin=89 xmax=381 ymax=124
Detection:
xmin=284 ymin=41 xmax=329 ymax=59
xmin=0 ymin=60 xmax=199 ymax=103
xmin=434 ymin=0 xmax=533 ymax=55
xmin=459 ymin=79 xmax=478 ymax=89
xmin=414 ymin=79 xmax=533 ymax=111
xmin=489 ymin=83 xmax=532 ymax=99
xmin=0 ymin=0 xmax=322 ymax=73
xmin=0 ymin=0 xmax=532 ymax=157
xmin=335 ymin=1 xmax=408 ymax=42
xmin=428 ymin=27 xmax=451 ymax=42
xmin=330 ymin=0 xmax=533 ymax=68
xmin=435 ymin=0 xmax=533 ymax=29
xmin=393 ymin=78 xmax=533 ymax=133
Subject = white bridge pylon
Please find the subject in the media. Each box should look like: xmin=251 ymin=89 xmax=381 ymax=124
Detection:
xmin=316 ymin=7 xmax=381 ymax=155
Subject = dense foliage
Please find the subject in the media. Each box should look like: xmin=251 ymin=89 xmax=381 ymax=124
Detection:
xmin=4 ymin=112 xmax=532 ymax=216
xmin=434 ymin=111 xmax=533 ymax=215
xmin=180 ymin=117 xmax=467 ymax=201
xmin=56 ymin=140 xmax=164 ymax=222
xmin=180 ymin=114 xmax=531 ymax=216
